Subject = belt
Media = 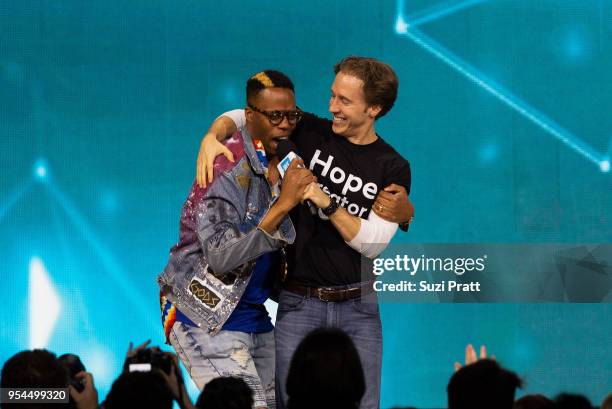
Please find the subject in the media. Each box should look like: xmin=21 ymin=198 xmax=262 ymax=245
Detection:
xmin=283 ymin=280 xmax=374 ymax=302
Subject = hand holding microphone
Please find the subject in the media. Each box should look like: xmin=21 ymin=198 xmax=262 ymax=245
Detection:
xmin=276 ymin=156 xmax=316 ymax=211
xmin=276 ymin=139 xmax=322 ymax=213
xmin=276 ymin=139 xmax=304 ymax=175
xmin=258 ymin=156 xmax=315 ymax=235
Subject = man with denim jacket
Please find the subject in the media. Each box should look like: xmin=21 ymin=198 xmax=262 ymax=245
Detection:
xmin=157 ymin=70 xmax=313 ymax=409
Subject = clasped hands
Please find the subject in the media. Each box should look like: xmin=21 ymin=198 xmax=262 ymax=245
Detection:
xmin=277 ymin=159 xmax=413 ymax=224
xmin=277 ymin=159 xmax=329 ymax=210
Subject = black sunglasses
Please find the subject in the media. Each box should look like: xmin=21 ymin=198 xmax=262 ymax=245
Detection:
xmin=248 ymin=103 xmax=303 ymax=125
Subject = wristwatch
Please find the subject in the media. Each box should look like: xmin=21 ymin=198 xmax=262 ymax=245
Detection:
xmin=321 ymin=197 xmax=339 ymax=217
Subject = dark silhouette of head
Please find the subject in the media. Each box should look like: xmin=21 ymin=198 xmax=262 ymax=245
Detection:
xmin=195 ymin=376 xmax=253 ymax=409
xmin=601 ymin=393 xmax=612 ymax=409
xmin=513 ymin=394 xmax=555 ymax=409
xmin=447 ymin=359 xmax=522 ymax=409
xmin=104 ymin=371 xmax=174 ymax=409
xmin=1 ymin=349 xmax=69 ymax=409
xmin=554 ymin=393 xmax=594 ymax=409
xmin=286 ymin=327 xmax=365 ymax=409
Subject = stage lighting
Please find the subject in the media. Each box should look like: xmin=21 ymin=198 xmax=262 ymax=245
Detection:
xmin=395 ymin=16 xmax=408 ymax=34
xmin=33 ymin=159 xmax=48 ymax=181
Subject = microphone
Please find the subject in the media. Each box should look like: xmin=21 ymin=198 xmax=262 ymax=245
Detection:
xmin=276 ymin=139 xmax=317 ymax=214
xmin=276 ymin=139 xmax=301 ymax=176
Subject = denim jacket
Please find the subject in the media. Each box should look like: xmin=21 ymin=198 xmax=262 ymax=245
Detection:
xmin=157 ymin=128 xmax=295 ymax=335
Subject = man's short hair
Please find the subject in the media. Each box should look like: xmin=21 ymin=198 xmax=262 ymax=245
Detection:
xmin=1 ymin=349 xmax=70 ymax=409
xmin=447 ymin=359 xmax=522 ymax=409
xmin=334 ymin=56 xmax=399 ymax=119
xmin=104 ymin=371 xmax=174 ymax=409
xmin=246 ymin=70 xmax=294 ymax=103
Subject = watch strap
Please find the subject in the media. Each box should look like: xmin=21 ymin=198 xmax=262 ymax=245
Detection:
xmin=322 ymin=197 xmax=339 ymax=217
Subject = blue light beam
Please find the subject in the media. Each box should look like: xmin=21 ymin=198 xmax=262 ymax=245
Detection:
xmin=29 ymin=257 xmax=61 ymax=349
xmin=44 ymin=182 xmax=160 ymax=333
xmin=406 ymin=0 xmax=487 ymax=28
xmin=398 ymin=26 xmax=606 ymax=171
xmin=0 ymin=180 xmax=34 ymax=224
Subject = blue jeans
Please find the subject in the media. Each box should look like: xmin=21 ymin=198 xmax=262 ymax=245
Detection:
xmin=170 ymin=322 xmax=276 ymax=408
xmin=274 ymin=288 xmax=382 ymax=409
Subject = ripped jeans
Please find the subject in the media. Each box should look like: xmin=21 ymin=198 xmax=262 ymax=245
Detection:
xmin=169 ymin=322 xmax=275 ymax=409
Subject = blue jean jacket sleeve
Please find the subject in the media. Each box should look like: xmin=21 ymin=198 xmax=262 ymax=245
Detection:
xmin=195 ymin=182 xmax=295 ymax=275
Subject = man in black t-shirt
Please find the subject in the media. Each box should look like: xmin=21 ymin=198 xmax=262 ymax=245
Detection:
xmin=288 ymin=110 xmax=411 ymax=287
xmin=197 ymin=57 xmax=412 ymax=409
xmin=289 ymin=58 xmax=410 ymax=409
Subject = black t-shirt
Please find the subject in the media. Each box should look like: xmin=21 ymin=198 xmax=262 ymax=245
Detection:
xmin=287 ymin=113 xmax=411 ymax=287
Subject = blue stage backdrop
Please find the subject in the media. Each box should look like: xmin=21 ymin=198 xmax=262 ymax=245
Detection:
xmin=1 ymin=1 xmax=611 ymax=407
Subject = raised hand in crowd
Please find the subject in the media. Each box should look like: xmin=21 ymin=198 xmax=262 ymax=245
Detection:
xmin=157 ymin=352 xmax=195 ymax=409
xmin=454 ymin=344 xmax=494 ymax=372
xmin=68 ymin=371 xmax=99 ymax=409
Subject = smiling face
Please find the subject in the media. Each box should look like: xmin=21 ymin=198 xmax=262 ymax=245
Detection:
xmin=246 ymin=87 xmax=297 ymax=158
xmin=329 ymin=71 xmax=381 ymax=140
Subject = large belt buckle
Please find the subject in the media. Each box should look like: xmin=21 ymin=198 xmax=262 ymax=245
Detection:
xmin=318 ymin=287 xmax=337 ymax=302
